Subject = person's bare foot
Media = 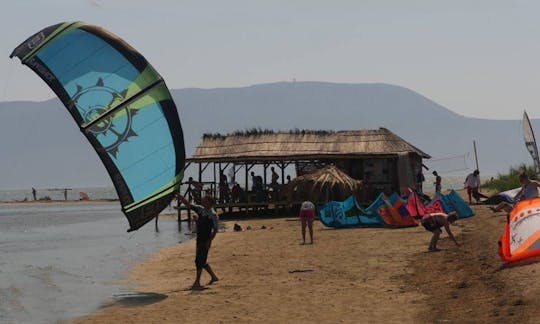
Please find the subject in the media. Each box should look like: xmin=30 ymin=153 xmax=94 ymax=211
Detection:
xmin=207 ymin=277 xmax=219 ymax=285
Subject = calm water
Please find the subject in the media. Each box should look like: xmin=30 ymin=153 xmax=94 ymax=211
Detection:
xmin=0 ymin=201 xmax=188 ymax=324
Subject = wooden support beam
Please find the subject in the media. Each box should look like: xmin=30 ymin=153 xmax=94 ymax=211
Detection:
xmin=220 ymin=162 xmax=231 ymax=173
xmin=280 ymin=161 xmax=286 ymax=185
xmin=263 ymin=163 xmax=268 ymax=187
xmin=201 ymin=162 xmax=211 ymax=173
xmin=245 ymin=162 xmax=249 ymax=192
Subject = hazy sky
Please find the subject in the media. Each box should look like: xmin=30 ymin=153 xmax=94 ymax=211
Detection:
xmin=2 ymin=0 xmax=540 ymax=119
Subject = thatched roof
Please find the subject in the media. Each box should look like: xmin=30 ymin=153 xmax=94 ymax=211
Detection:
xmin=188 ymin=128 xmax=430 ymax=162
xmin=289 ymin=166 xmax=362 ymax=202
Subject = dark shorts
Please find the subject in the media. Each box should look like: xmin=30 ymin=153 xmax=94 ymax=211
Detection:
xmin=421 ymin=220 xmax=441 ymax=232
xmin=195 ymin=241 xmax=210 ymax=268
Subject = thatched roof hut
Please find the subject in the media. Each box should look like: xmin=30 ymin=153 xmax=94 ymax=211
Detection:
xmin=188 ymin=128 xmax=430 ymax=162
xmin=186 ymin=127 xmax=429 ymax=203
xmin=289 ymin=166 xmax=362 ymax=202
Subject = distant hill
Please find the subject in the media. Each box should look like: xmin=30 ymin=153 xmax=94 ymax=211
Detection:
xmin=0 ymin=82 xmax=531 ymax=189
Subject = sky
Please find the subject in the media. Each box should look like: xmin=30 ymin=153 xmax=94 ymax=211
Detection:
xmin=2 ymin=0 xmax=540 ymax=119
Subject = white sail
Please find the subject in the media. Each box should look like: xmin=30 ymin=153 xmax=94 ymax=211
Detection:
xmin=523 ymin=110 xmax=540 ymax=175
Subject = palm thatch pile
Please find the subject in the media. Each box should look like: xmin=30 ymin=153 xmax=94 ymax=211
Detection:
xmin=289 ymin=166 xmax=362 ymax=202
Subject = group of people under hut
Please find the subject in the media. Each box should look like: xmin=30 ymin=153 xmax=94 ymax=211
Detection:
xmin=185 ymin=169 xmax=295 ymax=206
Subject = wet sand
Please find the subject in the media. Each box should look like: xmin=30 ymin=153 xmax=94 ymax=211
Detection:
xmin=75 ymin=204 xmax=540 ymax=323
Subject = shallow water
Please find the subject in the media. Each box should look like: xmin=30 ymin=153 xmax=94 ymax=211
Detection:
xmin=0 ymin=202 xmax=188 ymax=324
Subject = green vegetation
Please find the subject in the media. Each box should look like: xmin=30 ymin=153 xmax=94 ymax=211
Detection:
xmin=482 ymin=164 xmax=537 ymax=192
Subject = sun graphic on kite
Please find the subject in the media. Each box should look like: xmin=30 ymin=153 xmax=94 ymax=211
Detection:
xmin=72 ymin=77 xmax=138 ymax=158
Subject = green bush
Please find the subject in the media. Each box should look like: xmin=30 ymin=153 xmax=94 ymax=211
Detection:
xmin=482 ymin=164 xmax=537 ymax=192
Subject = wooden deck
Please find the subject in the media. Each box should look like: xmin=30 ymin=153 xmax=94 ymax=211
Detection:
xmin=174 ymin=200 xmax=315 ymax=220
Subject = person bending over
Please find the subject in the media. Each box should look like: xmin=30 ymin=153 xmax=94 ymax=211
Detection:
xmin=420 ymin=212 xmax=459 ymax=252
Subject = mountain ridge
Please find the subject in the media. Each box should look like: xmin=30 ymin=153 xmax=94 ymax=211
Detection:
xmin=0 ymin=81 xmax=532 ymax=189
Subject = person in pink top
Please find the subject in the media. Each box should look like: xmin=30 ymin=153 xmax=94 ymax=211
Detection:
xmin=299 ymin=201 xmax=316 ymax=244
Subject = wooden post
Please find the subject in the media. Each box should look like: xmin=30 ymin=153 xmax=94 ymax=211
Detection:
xmin=245 ymin=162 xmax=249 ymax=192
xmin=263 ymin=163 xmax=268 ymax=187
xmin=473 ymin=140 xmax=480 ymax=171
xmin=213 ymin=163 xmax=217 ymax=198
xmin=280 ymin=161 xmax=285 ymax=185
xmin=177 ymin=188 xmax=182 ymax=231
xmin=473 ymin=140 xmax=481 ymax=191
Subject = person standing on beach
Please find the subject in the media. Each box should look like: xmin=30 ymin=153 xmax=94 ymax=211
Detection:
xmin=31 ymin=187 xmax=36 ymax=201
xmin=299 ymin=201 xmax=316 ymax=244
xmin=432 ymin=171 xmax=442 ymax=193
xmin=420 ymin=212 xmax=459 ymax=252
xmin=464 ymin=170 xmax=483 ymax=204
xmin=178 ymin=195 xmax=220 ymax=289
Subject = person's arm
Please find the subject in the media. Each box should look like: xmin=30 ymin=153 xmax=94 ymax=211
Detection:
xmin=442 ymin=221 xmax=459 ymax=247
xmin=513 ymin=187 xmax=525 ymax=202
xmin=530 ymin=180 xmax=540 ymax=188
xmin=177 ymin=194 xmax=193 ymax=209
xmin=211 ymin=214 xmax=218 ymax=239
xmin=207 ymin=214 xmax=219 ymax=248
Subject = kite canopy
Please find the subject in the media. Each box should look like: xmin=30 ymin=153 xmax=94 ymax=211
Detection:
xmin=523 ymin=111 xmax=540 ymax=176
xmin=499 ymin=197 xmax=540 ymax=263
xmin=10 ymin=22 xmax=185 ymax=231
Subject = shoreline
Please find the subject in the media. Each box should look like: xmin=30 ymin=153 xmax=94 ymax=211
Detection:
xmin=0 ymin=199 xmax=118 ymax=205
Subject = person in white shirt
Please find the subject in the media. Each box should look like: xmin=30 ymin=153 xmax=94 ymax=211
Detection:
xmin=464 ymin=170 xmax=480 ymax=204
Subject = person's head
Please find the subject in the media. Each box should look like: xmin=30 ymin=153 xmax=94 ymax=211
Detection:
xmin=251 ymin=171 xmax=255 ymax=176
xmin=287 ymin=175 xmax=291 ymax=180
xmin=432 ymin=171 xmax=438 ymax=176
xmin=188 ymin=177 xmax=193 ymax=182
xmin=447 ymin=212 xmax=458 ymax=224
xmin=473 ymin=170 xmax=479 ymax=176
xmin=201 ymin=196 xmax=215 ymax=209
xmin=519 ymin=172 xmax=530 ymax=185
xmin=271 ymin=167 xmax=275 ymax=171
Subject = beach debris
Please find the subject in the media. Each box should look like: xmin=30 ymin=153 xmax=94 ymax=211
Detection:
xmin=261 ymin=225 xmax=267 ymax=229
xmin=288 ymin=269 xmax=315 ymax=273
xmin=233 ymin=223 xmax=243 ymax=232
xmin=79 ymin=192 xmax=90 ymax=200
xmin=246 ymin=225 xmax=252 ymax=230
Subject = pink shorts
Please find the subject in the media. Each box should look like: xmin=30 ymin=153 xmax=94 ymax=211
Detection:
xmin=300 ymin=209 xmax=315 ymax=220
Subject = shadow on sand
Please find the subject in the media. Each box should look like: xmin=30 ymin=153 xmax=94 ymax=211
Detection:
xmin=104 ymin=292 xmax=168 ymax=307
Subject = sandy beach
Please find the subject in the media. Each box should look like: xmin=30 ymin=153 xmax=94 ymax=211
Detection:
xmin=74 ymin=203 xmax=540 ymax=323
